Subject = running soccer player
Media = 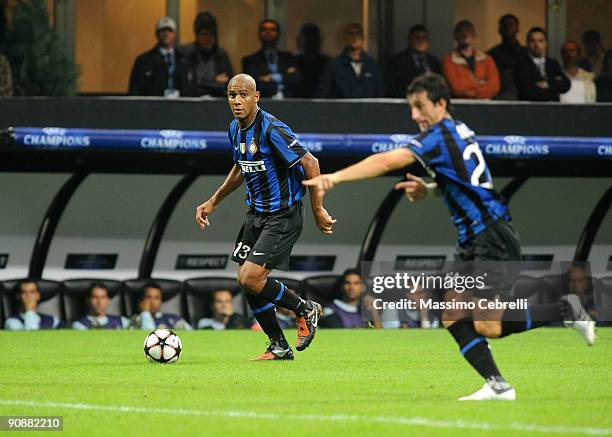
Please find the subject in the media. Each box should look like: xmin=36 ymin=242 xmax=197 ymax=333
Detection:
xmin=304 ymin=73 xmax=596 ymax=400
xmin=195 ymin=73 xmax=335 ymax=360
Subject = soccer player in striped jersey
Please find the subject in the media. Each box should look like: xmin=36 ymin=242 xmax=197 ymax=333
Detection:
xmin=304 ymin=73 xmax=595 ymax=400
xmin=195 ymin=73 xmax=336 ymax=360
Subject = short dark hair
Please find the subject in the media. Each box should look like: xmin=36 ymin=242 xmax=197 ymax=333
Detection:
xmin=17 ymin=278 xmax=38 ymax=291
xmin=88 ymin=281 xmax=109 ymax=298
xmin=407 ymin=73 xmax=451 ymax=106
xmin=527 ymin=26 xmax=547 ymax=41
xmin=345 ymin=22 xmax=363 ymax=36
xmin=499 ymin=14 xmax=518 ymax=27
xmin=454 ymin=19 xmax=475 ymax=36
xmin=141 ymin=281 xmax=162 ymax=299
xmin=259 ymin=18 xmax=280 ymax=34
xmin=409 ymin=24 xmax=428 ymax=37
xmin=194 ymin=11 xmax=217 ymax=36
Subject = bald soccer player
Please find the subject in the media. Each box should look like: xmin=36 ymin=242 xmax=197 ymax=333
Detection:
xmin=195 ymin=74 xmax=336 ymax=360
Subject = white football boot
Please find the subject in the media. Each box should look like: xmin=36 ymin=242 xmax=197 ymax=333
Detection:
xmin=560 ymin=294 xmax=596 ymax=346
xmin=459 ymin=378 xmax=516 ymax=401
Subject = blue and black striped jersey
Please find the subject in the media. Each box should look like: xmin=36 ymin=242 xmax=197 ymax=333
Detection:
xmin=229 ymin=109 xmax=308 ymax=213
xmin=405 ymin=118 xmax=511 ymax=244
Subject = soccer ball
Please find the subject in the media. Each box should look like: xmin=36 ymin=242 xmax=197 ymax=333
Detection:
xmin=144 ymin=329 xmax=182 ymax=364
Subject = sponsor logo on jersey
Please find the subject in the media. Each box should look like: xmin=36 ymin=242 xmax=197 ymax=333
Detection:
xmin=238 ymin=160 xmax=266 ymax=173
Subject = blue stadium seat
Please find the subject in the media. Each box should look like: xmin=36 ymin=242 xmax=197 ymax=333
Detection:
xmin=123 ymin=278 xmax=185 ymax=319
xmin=62 ymin=278 xmax=124 ymax=323
xmin=300 ymin=275 xmax=341 ymax=305
xmin=183 ymin=277 xmax=244 ymax=326
xmin=2 ymin=279 xmax=64 ymax=324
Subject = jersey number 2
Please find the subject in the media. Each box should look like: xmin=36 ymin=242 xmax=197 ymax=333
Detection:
xmin=463 ymin=143 xmax=493 ymax=189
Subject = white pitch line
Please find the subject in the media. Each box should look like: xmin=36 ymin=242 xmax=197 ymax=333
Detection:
xmin=0 ymin=399 xmax=611 ymax=436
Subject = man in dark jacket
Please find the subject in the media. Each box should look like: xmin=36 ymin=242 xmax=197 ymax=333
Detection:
xmin=515 ymin=27 xmax=570 ymax=101
xmin=317 ymin=22 xmax=384 ymax=98
xmin=128 ymin=17 xmax=192 ymax=97
xmin=488 ymin=14 xmax=527 ymax=100
xmin=385 ymin=25 xmax=441 ymax=98
xmin=241 ymin=19 xmax=300 ymax=98
xmin=179 ymin=11 xmax=233 ymax=97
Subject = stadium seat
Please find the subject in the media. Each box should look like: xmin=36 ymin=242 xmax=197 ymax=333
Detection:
xmin=1 ymin=279 xmax=64 ymax=323
xmin=123 ymin=278 xmax=185 ymax=319
xmin=300 ymin=275 xmax=341 ymax=305
xmin=62 ymin=279 xmax=124 ymax=323
xmin=512 ymin=275 xmax=545 ymax=305
xmin=597 ymin=277 xmax=612 ymax=325
xmin=183 ymin=277 xmax=244 ymax=326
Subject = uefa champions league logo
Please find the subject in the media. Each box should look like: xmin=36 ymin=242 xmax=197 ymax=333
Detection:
xmin=42 ymin=127 xmax=68 ymax=136
xmin=159 ymin=130 xmax=185 ymax=139
xmin=503 ymin=135 xmax=527 ymax=147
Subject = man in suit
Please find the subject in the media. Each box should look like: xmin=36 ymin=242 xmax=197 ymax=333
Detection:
xmin=385 ymin=25 xmax=441 ymax=98
xmin=241 ymin=19 xmax=300 ymax=98
xmin=515 ymin=27 xmax=570 ymax=101
xmin=128 ymin=17 xmax=192 ymax=97
xmin=317 ymin=22 xmax=384 ymax=99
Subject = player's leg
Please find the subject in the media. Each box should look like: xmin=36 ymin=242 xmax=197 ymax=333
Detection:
xmin=442 ymin=293 xmax=515 ymax=401
xmin=238 ymin=202 xmax=322 ymax=351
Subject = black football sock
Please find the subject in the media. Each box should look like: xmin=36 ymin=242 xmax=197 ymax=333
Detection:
xmin=245 ymin=293 xmax=286 ymax=346
xmin=257 ymin=278 xmax=309 ymax=317
xmin=447 ymin=319 xmax=503 ymax=381
xmin=499 ymin=303 xmax=564 ymax=337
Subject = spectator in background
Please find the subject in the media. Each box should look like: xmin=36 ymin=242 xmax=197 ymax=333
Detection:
xmin=242 ymin=19 xmax=300 ymax=98
xmin=515 ymin=27 xmax=570 ymax=101
xmin=567 ymin=264 xmax=596 ymax=319
xmin=131 ymin=282 xmax=192 ymax=330
xmin=487 ymin=14 xmax=527 ymax=100
xmin=293 ymin=23 xmax=329 ymax=98
xmin=595 ymin=50 xmax=612 ymax=102
xmin=0 ymin=54 xmax=12 ymax=96
xmin=197 ymin=289 xmax=246 ymax=330
xmin=385 ymin=25 xmax=441 ymax=98
xmin=72 ymin=282 xmax=130 ymax=330
xmin=317 ymin=22 xmax=384 ymax=98
xmin=442 ymin=20 xmax=500 ymax=99
xmin=560 ymin=40 xmax=596 ymax=103
xmin=4 ymin=280 xmax=61 ymax=330
xmin=128 ymin=17 xmax=192 ymax=97
xmin=579 ymin=30 xmax=606 ymax=76
xmin=179 ymin=11 xmax=233 ymax=97
xmin=320 ymin=269 xmax=381 ymax=328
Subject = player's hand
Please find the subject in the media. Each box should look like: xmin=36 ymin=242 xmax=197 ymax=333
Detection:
xmin=139 ymin=298 xmax=151 ymax=313
xmin=394 ymin=173 xmax=427 ymax=202
xmin=195 ymin=200 xmax=215 ymax=230
xmin=313 ymin=207 xmax=337 ymax=235
xmin=302 ymin=173 xmax=338 ymax=194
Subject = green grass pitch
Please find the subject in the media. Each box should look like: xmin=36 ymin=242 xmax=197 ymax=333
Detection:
xmin=0 ymin=328 xmax=610 ymax=436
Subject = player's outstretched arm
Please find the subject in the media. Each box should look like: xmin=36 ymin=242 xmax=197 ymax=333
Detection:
xmin=195 ymin=164 xmax=243 ymax=230
xmin=303 ymin=148 xmax=415 ymax=193
xmin=300 ymin=152 xmax=337 ymax=235
xmin=394 ymin=172 xmax=440 ymax=202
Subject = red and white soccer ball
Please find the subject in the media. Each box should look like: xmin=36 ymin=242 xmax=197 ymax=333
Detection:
xmin=144 ymin=329 xmax=182 ymax=364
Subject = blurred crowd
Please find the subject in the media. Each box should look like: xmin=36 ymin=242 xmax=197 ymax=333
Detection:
xmin=123 ymin=12 xmax=612 ymax=103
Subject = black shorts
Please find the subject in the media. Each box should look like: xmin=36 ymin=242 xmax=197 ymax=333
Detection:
xmin=449 ymin=219 xmax=522 ymax=297
xmin=231 ymin=201 xmax=304 ymax=271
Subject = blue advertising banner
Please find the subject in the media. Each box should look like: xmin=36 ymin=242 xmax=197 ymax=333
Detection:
xmin=10 ymin=127 xmax=612 ymax=159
